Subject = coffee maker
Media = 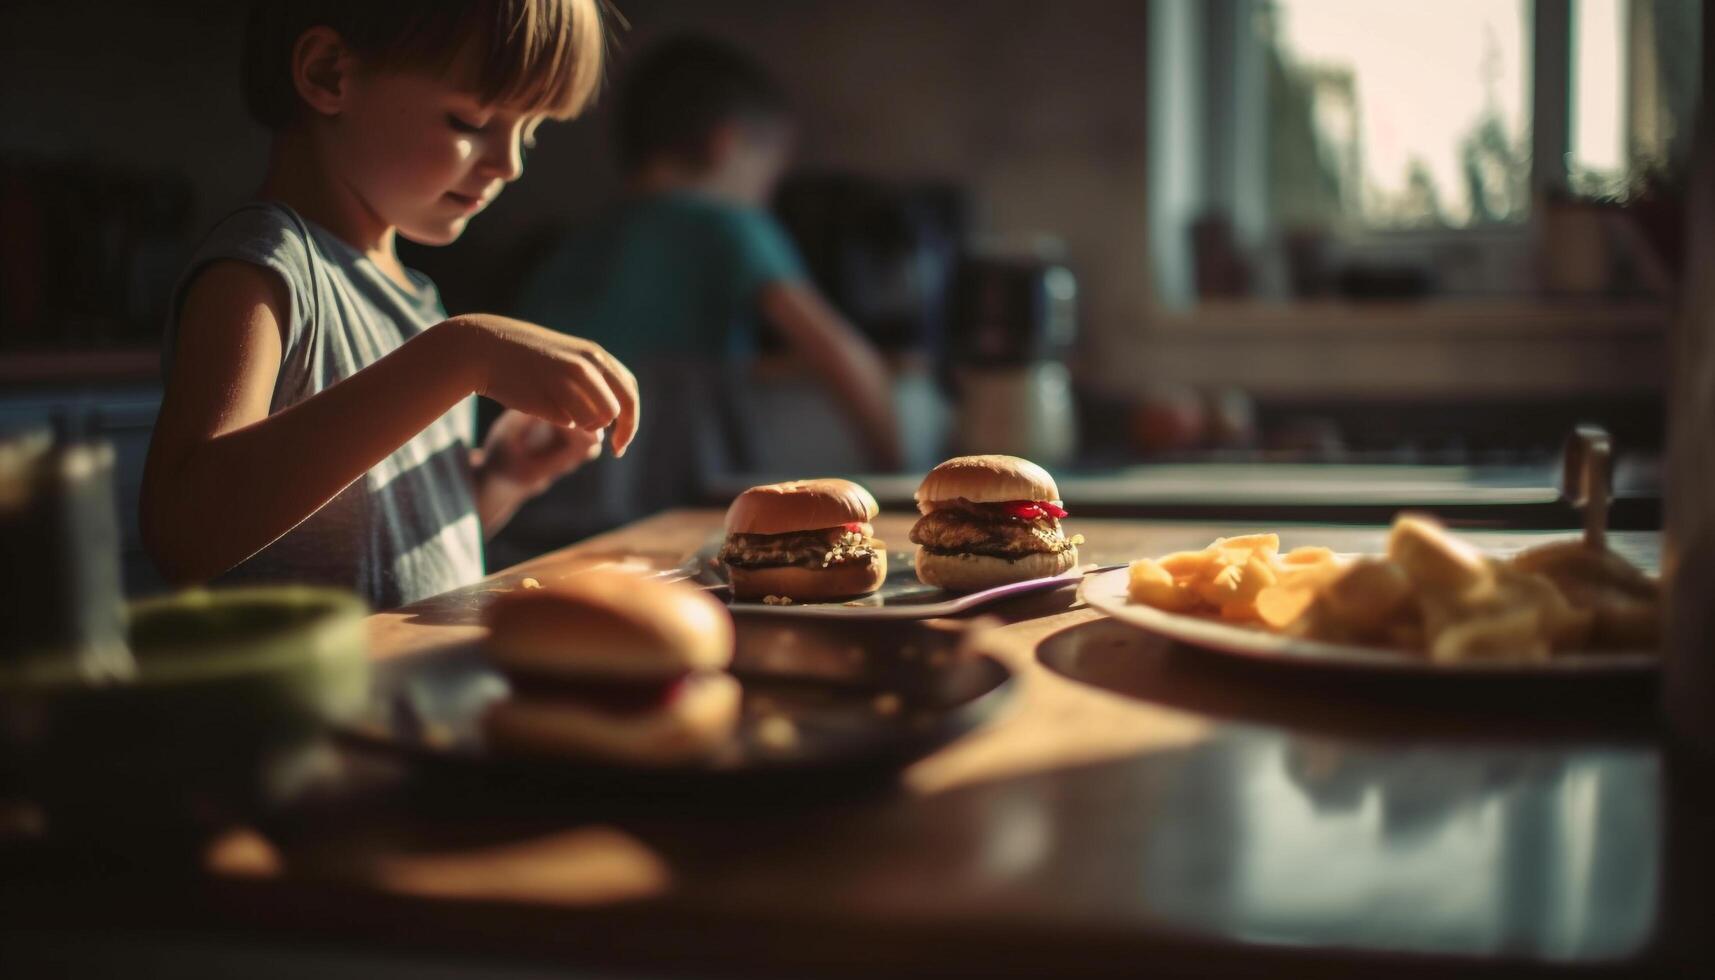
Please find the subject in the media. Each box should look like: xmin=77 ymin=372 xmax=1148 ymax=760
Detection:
xmin=948 ymin=245 xmax=1079 ymax=466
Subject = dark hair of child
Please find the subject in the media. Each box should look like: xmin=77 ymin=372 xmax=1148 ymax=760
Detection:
xmin=614 ymin=33 xmax=790 ymax=174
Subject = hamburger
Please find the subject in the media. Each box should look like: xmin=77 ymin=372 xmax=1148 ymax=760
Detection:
xmin=719 ymin=479 xmax=887 ymax=601
xmin=480 ymin=571 xmax=740 ymax=765
xmin=910 ymin=455 xmax=1081 ymax=592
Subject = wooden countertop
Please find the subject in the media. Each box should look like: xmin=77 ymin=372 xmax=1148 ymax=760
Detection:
xmin=3 ymin=512 xmax=1708 ymax=979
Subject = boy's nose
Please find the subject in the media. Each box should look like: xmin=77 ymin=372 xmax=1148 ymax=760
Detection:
xmin=478 ymin=135 xmax=525 ymax=182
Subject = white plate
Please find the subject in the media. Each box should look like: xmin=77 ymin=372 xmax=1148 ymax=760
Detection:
xmin=1078 ymin=567 xmax=1658 ymax=675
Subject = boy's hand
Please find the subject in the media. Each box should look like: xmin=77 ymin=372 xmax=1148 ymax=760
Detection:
xmin=448 ymin=314 xmax=640 ymax=456
xmin=478 ymin=409 xmax=606 ymax=497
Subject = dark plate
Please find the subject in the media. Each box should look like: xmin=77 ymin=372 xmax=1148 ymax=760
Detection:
xmin=338 ymin=617 xmax=1014 ymax=788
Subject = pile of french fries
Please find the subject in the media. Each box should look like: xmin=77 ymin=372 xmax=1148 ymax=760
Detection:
xmin=1126 ymin=515 xmax=1660 ymax=663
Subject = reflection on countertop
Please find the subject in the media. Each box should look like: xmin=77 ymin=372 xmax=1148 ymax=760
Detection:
xmin=998 ymin=617 xmax=1664 ymax=961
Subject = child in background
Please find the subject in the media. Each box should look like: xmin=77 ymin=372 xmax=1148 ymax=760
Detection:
xmin=141 ymin=0 xmax=637 ymax=610
xmin=513 ymin=34 xmax=902 ymax=471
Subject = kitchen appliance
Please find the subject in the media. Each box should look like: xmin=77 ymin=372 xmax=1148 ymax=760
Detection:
xmin=0 ymin=422 xmax=132 ymax=682
xmin=948 ymin=248 xmax=1079 ymax=466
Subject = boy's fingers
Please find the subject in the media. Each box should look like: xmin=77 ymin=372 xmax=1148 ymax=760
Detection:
xmin=556 ymin=370 xmax=615 ymax=431
xmin=567 ymin=358 xmax=623 ymax=427
xmin=558 ymin=426 xmax=604 ymax=453
xmin=520 ymin=417 xmax=562 ymax=453
xmin=587 ymin=351 xmax=640 ymax=455
xmin=543 ymin=427 xmax=605 ymax=471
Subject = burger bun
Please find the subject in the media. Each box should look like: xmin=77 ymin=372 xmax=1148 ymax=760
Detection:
xmin=729 ymin=552 xmax=888 ymax=602
xmin=484 ymin=571 xmax=734 ymax=681
xmin=915 ymin=455 xmax=1061 ymax=513
xmin=914 ymin=546 xmax=1078 ymax=593
xmin=727 ymin=478 xmax=879 ymax=535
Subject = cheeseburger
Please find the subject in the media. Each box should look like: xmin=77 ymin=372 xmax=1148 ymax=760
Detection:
xmin=910 ymin=455 xmax=1080 ymax=592
xmin=481 ymin=571 xmax=740 ymax=765
xmin=719 ymin=479 xmax=886 ymax=601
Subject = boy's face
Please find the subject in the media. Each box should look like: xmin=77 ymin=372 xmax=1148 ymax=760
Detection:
xmin=328 ymin=60 xmax=544 ymax=246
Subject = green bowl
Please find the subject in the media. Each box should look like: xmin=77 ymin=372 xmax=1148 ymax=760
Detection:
xmin=1 ymin=586 xmax=369 ymax=842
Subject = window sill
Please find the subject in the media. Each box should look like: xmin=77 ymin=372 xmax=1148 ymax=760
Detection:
xmin=1099 ymin=299 xmax=1670 ymax=399
xmin=1145 ymin=299 xmax=1672 ymax=340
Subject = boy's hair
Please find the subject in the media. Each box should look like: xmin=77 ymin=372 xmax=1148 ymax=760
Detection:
xmin=615 ymin=34 xmax=789 ymax=174
xmin=243 ymin=0 xmax=606 ymax=129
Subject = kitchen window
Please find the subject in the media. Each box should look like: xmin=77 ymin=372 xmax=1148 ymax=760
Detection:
xmin=1264 ymin=0 xmax=1531 ymax=231
xmin=1146 ymin=0 xmax=1704 ymax=305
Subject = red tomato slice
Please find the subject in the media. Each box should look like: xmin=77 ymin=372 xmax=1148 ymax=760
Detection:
xmin=1001 ymin=501 xmax=1068 ymax=520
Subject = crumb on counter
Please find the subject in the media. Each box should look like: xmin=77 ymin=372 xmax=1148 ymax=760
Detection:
xmin=755 ymin=714 xmax=799 ymax=751
xmin=519 ymin=577 xmax=542 ymax=590
xmin=872 ymin=692 xmax=903 ymax=716
xmin=762 ymin=594 xmax=795 ymax=606
xmin=423 ymin=722 xmax=456 ymax=748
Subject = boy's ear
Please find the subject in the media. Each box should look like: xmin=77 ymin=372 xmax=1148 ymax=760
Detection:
xmin=291 ymin=26 xmax=353 ymax=118
xmin=704 ymin=122 xmax=741 ymax=169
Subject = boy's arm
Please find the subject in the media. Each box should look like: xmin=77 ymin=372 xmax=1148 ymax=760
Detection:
xmin=759 ymin=282 xmax=904 ymax=471
xmin=142 ymin=262 xmax=637 ymax=585
xmin=142 ymin=261 xmax=480 ymax=584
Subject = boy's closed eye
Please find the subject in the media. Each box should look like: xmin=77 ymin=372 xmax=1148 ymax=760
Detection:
xmin=447 ymin=112 xmax=540 ymax=153
xmin=447 ymin=112 xmax=485 ymax=134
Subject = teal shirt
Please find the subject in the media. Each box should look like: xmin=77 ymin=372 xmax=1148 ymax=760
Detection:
xmin=513 ymin=191 xmax=806 ymax=369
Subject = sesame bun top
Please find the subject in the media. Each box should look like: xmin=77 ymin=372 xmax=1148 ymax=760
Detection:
xmin=724 ymin=478 xmax=879 ymax=535
xmin=914 ymin=455 xmax=1062 ymax=513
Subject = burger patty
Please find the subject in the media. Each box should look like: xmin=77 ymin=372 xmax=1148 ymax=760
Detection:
xmin=719 ymin=528 xmax=879 ymax=570
xmin=909 ymin=509 xmax=1071 ymax=560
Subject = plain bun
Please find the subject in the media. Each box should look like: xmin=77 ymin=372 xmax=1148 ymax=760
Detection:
xmin=914 ymin=546 xmax=1078 ymax=592
xmin=726 ymin=478 xmax=879 ymax=535
xmin=915 ymin=455 xmax=1061 ymax=513
xmin=482 ymin=672 xmax=741 ymax=765
xmin=485 ymin=571 xmax=734 ymax=680
xmin=729 ymin=552 xmax=888 ymax=601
